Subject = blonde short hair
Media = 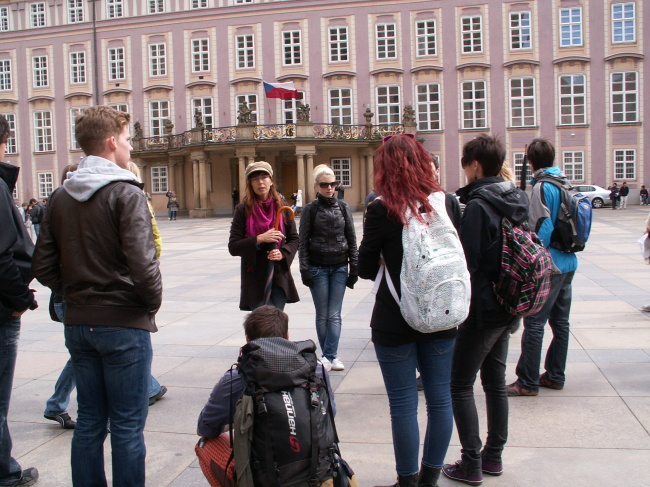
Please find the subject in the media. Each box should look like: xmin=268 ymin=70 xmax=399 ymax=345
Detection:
xmin=127 ymin=161 xmax=142 ymax=182
xmin=313 ymin=164 xmax=334 ymax=183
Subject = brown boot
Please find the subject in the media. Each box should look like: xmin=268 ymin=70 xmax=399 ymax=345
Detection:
xmin=418 ymin=464 xmax=441 ymax=486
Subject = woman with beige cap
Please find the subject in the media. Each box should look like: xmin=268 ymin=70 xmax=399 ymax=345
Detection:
xmin=228 ymin=161 xmax=299 ymax=310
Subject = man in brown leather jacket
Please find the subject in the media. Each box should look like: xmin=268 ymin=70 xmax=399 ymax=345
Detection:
xmin=32 ymin=106 xmax=162 ymax=487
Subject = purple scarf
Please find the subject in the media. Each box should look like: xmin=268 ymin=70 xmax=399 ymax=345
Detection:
xmin=245 ymin=198 xmax=284 ymax=244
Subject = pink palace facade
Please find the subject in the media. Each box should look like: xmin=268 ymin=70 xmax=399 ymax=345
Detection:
xmin=0 ymin=0 xmax=646 ymax=216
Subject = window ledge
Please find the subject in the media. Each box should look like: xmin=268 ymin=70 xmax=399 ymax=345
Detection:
xmin=608 ymin=121 xmax=642 ymax=127
xmin=507 ymin=125 xmax=539 ymax=131
xmin=556 ymin=124 xmax=590 ymax=129
xmin=460 ymin=127 xmax=489 ymax=132
xmin=33 ymin=151 xmax=56 ymax=155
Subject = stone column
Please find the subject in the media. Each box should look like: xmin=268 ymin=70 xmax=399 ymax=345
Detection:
xmin=306 ymin=153 xmax=315 ymax=203
xmin=192 ymin=159 xmax=200 ymax=210
xmin=359 ymin=153 xmax=367 ymax=204
xmin=297 ymin=153 xmax=305 ymax=195
xmin=177 ymin=159 xmax=186 ymax=209
xmin=199 ymin=159 xmax=208 ymax=209
xmin=168 ymin=161 xmax=177 ymax=193
xmin=238 ymin=156 xmax=246 ymax=198
xmin=366 ymin=154 xmax=374 ymax=193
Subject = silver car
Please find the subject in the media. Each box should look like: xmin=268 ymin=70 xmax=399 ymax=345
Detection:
xmin=572 ymin=184 xmax=612 ymax=208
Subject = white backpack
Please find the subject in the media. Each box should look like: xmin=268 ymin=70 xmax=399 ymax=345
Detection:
xmin=374 ymin=192 xmax=471 ymax=333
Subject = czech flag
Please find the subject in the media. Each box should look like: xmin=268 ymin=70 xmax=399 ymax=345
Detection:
xmin=263 ymin=81 xmax=303 ymax=100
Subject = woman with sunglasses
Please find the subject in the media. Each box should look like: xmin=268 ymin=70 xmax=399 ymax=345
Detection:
xmin=359 ymin=133 xmax=462 ymax=487
xmin=228 ymin=161 xmax=299 ymax=311
xmin=299 ymin=164 xmax=358 ymax=371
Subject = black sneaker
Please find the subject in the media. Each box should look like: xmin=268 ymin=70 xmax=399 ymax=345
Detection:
xmin=44 ymin=412 xmax=76 ymax=429
xmin=11 ymin=467 xmax=39 ymax=486
xmin=149 ymin=385 xmax=167 ymax=406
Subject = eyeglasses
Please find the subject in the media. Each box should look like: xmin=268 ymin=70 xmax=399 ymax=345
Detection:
xmin=318 ymin=181 xmax=338 ymax=189
xmin=381 ymin=133 xmax=416 ymax=145
xmin=250 ymin=174 xmax=270 ymax=183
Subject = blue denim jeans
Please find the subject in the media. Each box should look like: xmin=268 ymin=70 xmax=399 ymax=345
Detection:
xmin=0 ymin=317 xmax=23 ymax=486
xmin=309 ymin=264 xmax=348 ymax=361
xmin=516 ymin=271 xmax=574 ymax=390
xmin=65 ymin=325 xmax=152 ymax=487
xmin=375 ymin=339 xmax=455 ymax=476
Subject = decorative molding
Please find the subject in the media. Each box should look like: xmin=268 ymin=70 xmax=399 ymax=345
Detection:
xmin=552 ymin=56 xmax=590 ymax=65
xmin=410 ymin=65 xmax=443 ymax=73
xmin=64 ymin=92 xmax=93 ymax=99
xmin=277 ymin=73 xmax=309 ymax=81
xmin=503 ymin=59 xmax=540 ymax=68
xmin=143 ymin=84 xmax=173 ymax=92
xmin=322 ymin=70 xmax=356 ymax=78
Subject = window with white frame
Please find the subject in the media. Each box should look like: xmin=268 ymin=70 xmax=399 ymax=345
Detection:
xmin=109 ymin=103 xmax=128 ymax=113
xmin=612 ymin=3 xmax=635 ymax=43
xmin=192 ymin=97 xmax=214 ymax=129
xmin=331 ymin=158 xmax=351 ymax=187
xmin=611 ymin=71 xmax=637 ymax=123
xmin=150 ymin=166 xmax=168 ymax=193
xmin=510 ymin=77 xmax=536 ymax=127
xmin=329 ymin=88 xmax=352 ymax=125
xmin=192 ymin=39 xmax=210 ymax=72
xmin=559 ymin=74 xmax=585 ymax=125
xmin=0 ymin=60 xmax=11 ymax=91
xmin=614 ymin=149 xmax=635 ymax=179
xmin=0 ymin=7 xmax=9 ymax=32
xmin=282 ymin=30 xmax=302 ymax=66
xmin=107 ymin=0 xmax=123 ymax=19
xmin=513 ymin=152 xmax=525 ymax=181
xmin=236 ymin=35 xmax=254 ymax=69
xmin=329 ymin=26 xmax=349 ymax=63
xmin=461 ymin=80 xmax=486 ymax=129
xmin=416 ymin=83 xmax=440 ymax=131
xmin=236 ymin=94 xmax=257 ymax=124
xmin=235 ymin=0 xmax=254 ymax=4
xmin=461 ymin=16 xmax=482 ymax=53
xmin=68 ymin=0 xmax=84 ymax=23
xmin=70 ymin=107 xmax=85 ymax=150
xmin=149 ymin=43 xmax=167 ymax=77
xmin=563 ymin=151 xmax=584 ymax=181
xmin=38 ymin=172 xmax=54 ymax=198
xmin=34 ymin=111 xmax=53 ymax=152
xmin=510 ymin=11 xmax=531 ymax=50
xmin=416 ymin=20 xmax=436 ymax=57
xmin=32 ymin=56 xmax=48 ymax=88
xmin=3 ymin=113 xmax=16 ymax=154
xmin=149 ymin=100 xmax=170 ymax=137
xmin=149 ymin=0 xmax=165 ymax=13
xmin=376 ymin=85 xmax=401 ymax=125
xmin=191 ymin=0 xmax=208 ymax=8
xmin=30 ymin=3 xmax=46 ymax=28
xmin=70 ymin=51 xmax=86 ymax=84
xmin=560 ymin=8 xmax=582 ymax=47
xmin=376 ymin=23 xmax=397 ymax=59
xmin=108 ymin=47 xmax=125 ymax=80
xmin=282 ymin=93 xmax=305 ymax=124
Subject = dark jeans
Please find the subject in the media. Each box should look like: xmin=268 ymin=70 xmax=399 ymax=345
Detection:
xmin=250 ymin=285 xmax=287 ymax=311
xmin=515 ymin=271 xmax=574 ymax=390
xmin=0 ymin=317 xmax=22 ymax=486
xmin=450 ymin=317 xmax=514 ymax=473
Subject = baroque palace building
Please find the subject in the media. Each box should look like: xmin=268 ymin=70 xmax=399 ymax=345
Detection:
xmin=0 ymin=0 xmax=645 ymax=216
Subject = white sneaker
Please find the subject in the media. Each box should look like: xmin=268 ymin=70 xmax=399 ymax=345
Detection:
xmin=642 ymin=305 xmax=650 ymax=312
xmin=320 ymin=356 xmax=332 ymax=372
xmin=330 ymin=358 xmax=345 ymax=371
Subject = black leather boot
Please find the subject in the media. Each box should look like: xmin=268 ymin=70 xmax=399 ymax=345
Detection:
xmin=418 ymin=463 xmax=441 ymax=487
xmin=375 ymin=472 xmax=419 ymax=487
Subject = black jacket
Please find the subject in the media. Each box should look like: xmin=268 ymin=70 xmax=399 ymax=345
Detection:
xmin=0 ymin=162 xmax=36 ymax=321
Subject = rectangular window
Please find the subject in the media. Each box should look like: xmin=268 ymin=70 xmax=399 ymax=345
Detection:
xmin=614 ymin=149 xmax=635 ymax=179
xmin=377 ymin=85 xmax=401 ymax=125
xmin=4 ymin=113 xmax=16 ymax=154
xmin=461 ymin=16 xmax=482 ymax=53
xmin=510 ymin=11 xmax=531 ymax=50
xmin=416 ymin=20 xmax=436 ymax=57
xmin=70 ymin=107 xmax=85 ymax=150
xmin=0 ymin=7 xmax=9 ymax=32
xmin=559 ymin=75 xmax=585 ymax=125
xmin=416 ymin=83 xmax=440 ymax=131
xmin=68 ymin=0 xmax=83 ymax=23
xmin=70 ymin=51 xmax=86 ymax=84
xmin=611 ymin=71 xmax=637 ymax=123
xmin=38 ymin=172 xmax=54 ymax=198
xmin=513 ymin=152 xmax=525 ymax=181
xmin=34 ymin=111 xmax=53 ymax=152
xmin=331 ymin=158 xmax=351 ymax=187
xmin=0 ymin=60 xmax=11 ymax=91
xmin=108 ymin=47 xmax=125 ymax=80
xmin=149 ymin=43 xmax=167 ymax=77
xmin=191 ymin=0 xmax=208 ymax=8
xmin=236 ymin=35 xmax=254 ymax=69
xmin=563 ymin=151 xmax=584 ymax=182
xmin=107 ymin=0 xmax=124 ymax=19
xmin=329 ymin=88 xmax=352 ymax=125
xmin=282 ymin=94 xmax=305 ymax=124
xmin=510 ymin=77 xmax=536 ymax=127
xmin=149 ymin=0 xmax=165 ymax=13
xmin=282 ymin=30 xmax=302 ymax=66
xmin=192 ymin=97 xmax=214 ymax=129
xmin=612 ymin=3 xmax=635 ymax=43
xmin=560 ymin=7 xmax=582 ymax=46
xmin=192 ymin=39 xmax=210 ymax=72
xmin=30 ymin=3 xmax=46 ymax=28
xmin=151 ymin=166 xmax=169 ymax=193
xmin=149 ymin=100 xmax=170 ymax=137
xmin=462 ymin=80 xmax=487 ymax=129
xmin=376 ymin=23 xmax=397 ymax=59
xmin=236 ymin=95 xmax=257 ymax=124
xmin=329 ymin=26 xmax=349 ymax=63
xmin=235 ymin=0 xmax=254 ymax=3
xmin=109 ymin=103 xmax=128 ymax=113
xmin=32 ymin=56 xmax=49 ymax=88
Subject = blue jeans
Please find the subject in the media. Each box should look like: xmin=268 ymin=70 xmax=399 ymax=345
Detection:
xmin=0 ymin=317 xmax=22 ymax=486
xmin=309 ymin=264 xmax=348 ymax=360
xmin=375 ymin=339 xmax=455 ymax=476
xmin=516 ymin=271 xmax=574 ymax=390
xmin=32 ymin=223 xmax=40 ymax=237
xmin=250 ymin=285 xmax=287 ymax=311
xmin=65 ymin=325 xmax=152 ymax=487
xmin=451 ymin=318 xmax=514 ymax=473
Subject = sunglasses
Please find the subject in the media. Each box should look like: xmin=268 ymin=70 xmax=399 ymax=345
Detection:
xmin=318 ymin=181 xmax=338 ymax=189
xmin=382 ymin=133 xmax=416 ymax=145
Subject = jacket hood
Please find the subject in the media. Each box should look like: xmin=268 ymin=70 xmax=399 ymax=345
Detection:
xmin=531 ymin=166 xmax=567 ymax=186
xmin=316 ymin=192 xmax=337 ymax=206
xmin=63 ymin=156 xmax=141 ymax=202
xmin=0 ymin=161 xmax=19 ymax=192
xmin=458 ymin=177 xmax=529 ymax=225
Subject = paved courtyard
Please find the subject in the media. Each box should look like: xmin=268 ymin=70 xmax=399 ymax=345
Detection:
xmin=12 ymin=205 xmax=650 ymax=486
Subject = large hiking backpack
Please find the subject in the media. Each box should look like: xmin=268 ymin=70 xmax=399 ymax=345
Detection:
xmin=237 ymin=337 xmax=341 ymax=487
xmin=538 ymin=178 xmax=592 ymax=253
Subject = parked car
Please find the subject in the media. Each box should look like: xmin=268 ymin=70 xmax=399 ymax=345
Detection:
xmin=572 ymin=184 xmax=612 ymax=208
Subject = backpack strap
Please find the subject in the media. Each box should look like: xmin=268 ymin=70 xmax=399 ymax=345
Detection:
xmin=309 ymin=199 xmax=320 ymax=232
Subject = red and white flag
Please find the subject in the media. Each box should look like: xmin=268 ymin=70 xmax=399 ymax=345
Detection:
xmin=263 ymin=81 xmax=303 ymax=100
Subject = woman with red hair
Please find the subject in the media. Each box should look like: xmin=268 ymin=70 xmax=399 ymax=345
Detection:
xmin=359 ymin=134 xmax=462 ymax=487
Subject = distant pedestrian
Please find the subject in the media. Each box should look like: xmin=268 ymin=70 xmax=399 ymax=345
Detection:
xmin=619 ymin=182 xmax=629 ymax=209
xmin=640 ymin=185 xmax=648 ymax=205
xmin=231 ymin=186 xmax=239 ymax=210
xmin=608 ymin=183 xmax=619 ymax=210
xmin=28 ymin=198 xmax=45 ymax=237
xmin=335 ymin=183 xmax=345 ymax=200
xmin=168 ymin=192 xmax=179 ymax=220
